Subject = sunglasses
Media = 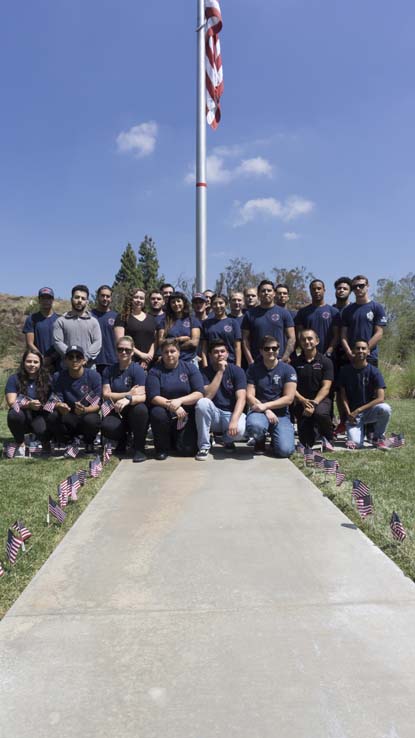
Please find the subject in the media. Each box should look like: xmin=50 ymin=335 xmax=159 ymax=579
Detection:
xmin=352 ymin=283 xmax=367 ymax=290
xmin=262 ymin=346 xmax=279 ymax=352
xmin=117 ymin=347 xmax=132 ymax=353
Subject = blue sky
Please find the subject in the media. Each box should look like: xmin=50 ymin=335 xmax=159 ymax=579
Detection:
xmin=1 ymin=0 xmax=414 ymax=301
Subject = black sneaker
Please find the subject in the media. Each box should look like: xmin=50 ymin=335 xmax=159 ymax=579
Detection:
xmin=132 ymin=450 xmax=147 ymax=463
xmin=195 ymin=448 xmax=209 ymax=461
xmin=155 ymin=450 xmax=168 ymax=461
xmin=254 ymin=439 xmax=266 ymax=455
xmin=224 ymin=442 xmax=236 ymax=452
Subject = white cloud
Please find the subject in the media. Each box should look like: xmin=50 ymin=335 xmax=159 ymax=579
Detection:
xmin=233 ymin=195 xmax=315 ymax=226
xmin=284 ymin=231 xmax=301 ymax=240
xmin=185 ymin=155 xmax=273 ymax=185
xmin=116 ymin=121 xmax=158 ymax=158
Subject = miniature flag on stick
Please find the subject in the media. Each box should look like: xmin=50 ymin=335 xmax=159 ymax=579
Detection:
xmin=101 ymin=399 xmax=115 ymax=417
xmin=89 ymin=456 xmax=103 ymax=478
xmin=12 ymin=520 xmax=32 ymax=542
xmin=4 ymin=442 xmax=18 ymax=459
xmin=58 ymin=478 xmax=71 ymax=508
xmin=48 ymin=496 xmax=66 ymax=524
xmin=336 ymin=469 xmax=346 ymax=486
xmin=313 ymin=454 xmax=325 ymax=470
xmin=0 ymin=562 xmax=5 ymax=577
xmin=324 ymin=459 xmax=337 ymax=476
xmin=77 ymin=469 xmax=87 ymax=486
xmin=6 ymin=529 xmax=23 ymax=565
xmin=390 ymin=511 xmax=406 ymax=541
xmin=43 ymin=393 xmax=60 ymax=413
xmin=304 ymin=447 xmax=315 ymax=465
xmin=103 ymin=443 xmax=112 ymax=465
xmin=389 ymin=433 xmax=405 ymax=448
xmin=352 ymin=479 xmax=369 ymax=501
xmin=356 ymin=493 xmax=374 ymax=518
xmin=82 ymin=392 xmax=100 ymax=407
xmin=64 ymin=441 xmax=80 ymax=459
xmin=68 ymin=473 xmax=81 ymax=501
xmin=295 ymin=442 xmax=305 ymax=456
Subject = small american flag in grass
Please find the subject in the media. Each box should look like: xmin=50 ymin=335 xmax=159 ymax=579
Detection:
xmin=356 ymin=493 xmax=374 ymax=518
xmin=103 ymin=443 xmax=112 ymax=465
xmin=0 ymin=562 xmax=5 ymax=577
xmin=68 ymin=473 xmax=81 ymax=501
xmin=352 ymin=479 xmax=369 ymax=501
xmin=313 ymin=454 xmax=325 ymax=469
xmin=6 ymin=529 xmax=23 ymax=565
xmin=89 ymin=456 xmax=103 ymax=478
xmin=336 ymin=470 xmax=345 ymax=486
xmin=390 ymin=511 xmax=406 ymax=541
xmin=48 ymin=496 xmax=66 ymax=524
xmin=304 ymin=447 xmax=315 ymax=464
xmin=77 ymin=469 xmax=87 ymax=486
xmin=323 ymin=459 xmax=337 ymax=475
xmin=295 ymin=442 xmax=305 ymax=456
xmin=12 ymin=520 xmax=32 ymax=542
xmin=58 ymin=478 xmax=71 ymax=508
xmin=4 ymin=442 xmax=18 ymax=459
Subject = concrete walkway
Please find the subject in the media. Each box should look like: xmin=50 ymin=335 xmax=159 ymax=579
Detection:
xmin=1 ymin=451 xmax=415 ymax=737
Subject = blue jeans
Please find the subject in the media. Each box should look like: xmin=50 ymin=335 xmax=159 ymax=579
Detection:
xmin=246 ymin=412 xmax=295 ymax=458
xmin=195 ymin=398 xmax=246 ymax=450
xmin=346 ymin=403 xmax=392 ymax=447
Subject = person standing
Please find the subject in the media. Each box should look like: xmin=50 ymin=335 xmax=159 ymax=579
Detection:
xmin=157 ymin=292 xmax=201 ymax=365
xmin=337 ymin=339 xmax=391 ymax=449
xmin=292 ymin=329 xmax=334 ymax=450
xmin=114 ymin=288 xmax=156 ymax=369
xmin=229 ymin=291 xmax=245 ymax=325
xmin=195 ymin=340 xmax=247 ymax=459
xmin=244 ymin=287 xmax=258 ymax=310
xmin=201 ymin=294 xmax=242 ymax=366
xmin=341 ymin=275 xmax=387 ymax=367
xmin=53 ymin=284 xmax=102 ymax=367
xmin=192 ymin=293 xmax=209 ymax=322
xmin=295 ymin=279 xmax=340 ymax=358
xmin=275 ymin=283 xmax=297 ymax=320
xmin=23 ymin=287 xmax=60 ymax=370
xmin=242 ymin=280 xmax=295 ymax=365
xmin=91 ymin=285 xmax=118 ymax=375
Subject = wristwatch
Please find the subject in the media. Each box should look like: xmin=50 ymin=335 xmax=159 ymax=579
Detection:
xmin=125 ymin=394 xmax=132 ymax=403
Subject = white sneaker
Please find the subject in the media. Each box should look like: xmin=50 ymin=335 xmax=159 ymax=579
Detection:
xmin=14 ymin=443 xmax=26 ymax=458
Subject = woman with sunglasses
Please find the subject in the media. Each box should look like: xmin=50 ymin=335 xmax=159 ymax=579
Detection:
xmin=5 ymin=349 xmax=52 ymax=456
xmin=246 ymin=335 xmax=297 ymax=457
xmin=114 ymin=288 xmax=156 ymax=369
xmin=101 ymin=336 xmax=149 ymax=462
xmin=48 ymin=345 xmax=102 ymax=455
xmin=157 ymin=292 xmax=201 ymax=365
xmin=146 ymin=338 xmax=204 ymax=459
xmin=201 ymin=293 xmax=242 ymax=367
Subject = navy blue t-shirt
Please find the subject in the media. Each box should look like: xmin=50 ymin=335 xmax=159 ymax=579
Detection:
xmin=102 ymin=362 xmax=146 ymax=393
xmin=146 ymin=360 xmax=204 ymax=402
xmin=5 ymin=374 xmax=38 ymax=400
xmin=246 ymin=361 xmax=297 ymax=415
xmin=295 ymin=304 xmax=340 ymax=354
xmin=158 ymin=317 xmax=202 ymax=361
xmin=23 ymin=312 xmax=59 ymax=356
xmin=201 ymin=364 xmax=246 ymax=411
xmin=241 ymin=305 xmax=294 ymax=360
xmin=337 ymin=363 xmax=386 ymax=411
xmin=91 ymin=309 xmax=118 ymax=366
xmin=202 ymin=316 xmax=242 ymax=363
xmin=341 ymin=301 xmax=387 ymax=360
xmin=52 ymin=368 xmax=102 ymax=408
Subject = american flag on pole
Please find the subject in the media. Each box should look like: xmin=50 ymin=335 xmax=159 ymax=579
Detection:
xmin=336 ymin=469 xmax=345 ymax=486
xmin=205 ymin=0 xmax=223 ymax=129
xmin=12 ymin=520 xmax=32 ymax=542
xmin=89 ymin=455 xmax=103 ymax=478
xmin=77 ymin=469 xmax=87 ymax=486
xmin=323 ymin=459 xmax=337 ymax=475
xmin=43 ymin=393 xmax=61 ymax=413
xmin=6 ymin=529 xmax=23 ymax=565
xmin=352 ymin=479 xmax=369 ymax=501
xmin=356 ymin=493 xmax=374 ymax=518
xmin=58 ymin=478 xmax=71 ymax=508
xmin=390 ymin=511 xmax=406 ymax=541
xmin=48 ymin=496 xmax=66 ymax=524
xmin=313 ymin=454 xmax=325 ymax=470
xmin=68 ymin=473 xmax=81 ymax=501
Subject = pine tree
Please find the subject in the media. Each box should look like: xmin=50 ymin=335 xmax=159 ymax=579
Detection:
xmin=113 ymin=243 xmax=142 ymax=288
xmin=137 ymin=235 xmax=164 ymax=292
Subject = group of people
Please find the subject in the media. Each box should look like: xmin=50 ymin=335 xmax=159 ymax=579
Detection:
xmin=4 ymin=274 xmax=392 ymax=461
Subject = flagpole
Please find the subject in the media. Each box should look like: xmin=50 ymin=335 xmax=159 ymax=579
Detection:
xmin=196 ymin=0 xmax=207 ymax=292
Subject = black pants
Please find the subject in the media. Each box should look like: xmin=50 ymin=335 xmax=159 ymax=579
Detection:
xmin=294 ymin=397 xmax=333 ymax=447
xmin=47 ymin=410 xmax=101 ymax=444
xmin=7 ymin=408 xmax=51 ymax=444
xmin=150 ymin=405 xmax=198 ymax=456
xmin=101 ymin=404 xmax=149 ymax=451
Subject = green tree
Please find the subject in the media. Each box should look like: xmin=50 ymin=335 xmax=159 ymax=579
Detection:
xmin=271 ymin=266 xmax=315 ymax=308
xmin=214 ymin=257 xmax=266 ymax=295
xmin=112 ymin=243 xmax=142 ymax=310
xmin=375 ymin=273 xmax=415 ymax=361
xmin=137 ymin=235 xmax=164 ymax=292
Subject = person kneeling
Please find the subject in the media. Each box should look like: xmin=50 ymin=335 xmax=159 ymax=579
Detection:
xmin=246 ymin=336 xmax=297 ymax=457
xmin=195 ymin=340 xmax=246 ymax=460
xmin=48 ymin=345 xmax=101 ymax=455
xmin=337 ymin=339 xmax=391 ymax=449
xmin=5 ymin=350 xmax=52 ymax=456
xmin=101 ymin=336 xmax=149 ymax=463
xmin=146 ymin=339 xmax=204 ymax=459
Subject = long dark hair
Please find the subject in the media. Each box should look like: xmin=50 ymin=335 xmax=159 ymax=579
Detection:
xmin=165 ymin=292 xmax=191 ymax=333
xmin=16 ymin=350 xmax=51 ymax=404
xmin=121 ymin=287 xmax=146 ymax=323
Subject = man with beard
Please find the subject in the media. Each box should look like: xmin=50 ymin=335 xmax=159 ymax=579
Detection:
xmin=242 ymin=280 xmax=295 ymax=365
xmin=53 ymin=284 xmax=101 ymax=367
xmin=91 ymin=285 xmax=118 ymax=375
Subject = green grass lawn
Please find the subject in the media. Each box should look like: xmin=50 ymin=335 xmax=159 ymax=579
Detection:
xmin=293 ymin=399 xmax=415 ymax=581
xmin=0 ymin=411 xmax=118 ymax=618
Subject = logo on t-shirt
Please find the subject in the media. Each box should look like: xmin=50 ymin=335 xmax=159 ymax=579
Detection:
xmin=272 ymin=374 xmax=281 ymax=385
xmin=124 ymin=377 xmax=133 ymax=388
xmin=225 ymin=378 xmax=234 ymax=390
xmin=224 ymin=324 xmax=233 ymax=333
xmin=313 ymin=363 xmax=322 ymax=370
xmin=271 ymin=313 xmax=280 ymax=322
xmin=179 ymin=373 xmax=188 ymax=382
xmin=366 ymin=311 xmax=374 ymax=322
xmin=322 ymin=311 xmax=330 ymax=319
xmin=81 ymin=384 xmax=89 ymax=394
xmin=183 ymin=319 xmax=191 ymax=328
xmin=108 ymin=318 xmax=115 ymax=326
